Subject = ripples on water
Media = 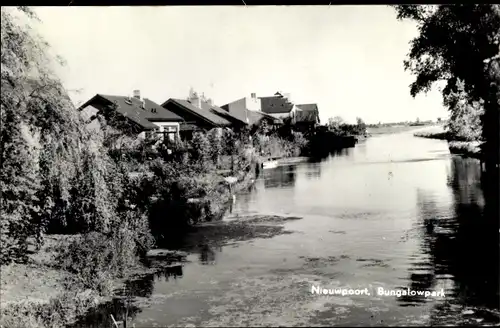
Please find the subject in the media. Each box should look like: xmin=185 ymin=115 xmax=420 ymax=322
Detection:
xmin=70 ymin=130 xmax=499 ymax=327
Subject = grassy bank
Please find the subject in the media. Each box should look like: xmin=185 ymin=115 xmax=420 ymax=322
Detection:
xmin=448 ymin=141 xmax=482 ymax=159
xmin=413 ymin=131 xmax=451 ymax=140
xmin=367 ymin=124 xmax=435 ymax=135
xmin=412 ymin=129 xmax=483 ymax=160
xmin=0 ymin=235 xmax=138 ymax=328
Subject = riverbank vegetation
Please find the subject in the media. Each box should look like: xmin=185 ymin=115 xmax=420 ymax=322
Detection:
xmin=326 ymin=116 xmax=368 ymax=137
xmin=394 ymin=4 xmax=500 ymax=167
xmin=413 ymin=79 xmax=485 ymax=159
xmin=0 ymin=7 xmax=309 ymax=327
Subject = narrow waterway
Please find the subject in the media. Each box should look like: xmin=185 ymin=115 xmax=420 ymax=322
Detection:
xmin=72 ymin=128 xmax=499 ymax=327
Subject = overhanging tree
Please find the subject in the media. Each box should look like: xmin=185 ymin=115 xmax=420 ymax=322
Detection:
xmin=1 ymin=7 xmax=146 ymax=264
xmin=393 ymin=4 xmax=500 ymax=166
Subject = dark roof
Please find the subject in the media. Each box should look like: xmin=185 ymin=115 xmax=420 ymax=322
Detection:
xmin=208 ymin=104 xmax=247 ymax=126
xmin=295 ymin=103 xmax=319 ymax=123
xmin=295 ymin=110 xmax=319 ymax=123
xmin=98 ymin=95 xmax=183 ymax=122
xmin=164 ymin=99 xmax=232 ymax=127
xmin=259 ymin=96 xmax=294 ymax=114
xmin=247 ymin=110 xmax=282 ymax=125
xmin=79 ymin=94 xmax=183 ymax=130
xmin=179 ymin=123 xmax=199 ymax=131
xmin=220 ymin=100 xmax=283 ymax=126
xmin=296 ymin=104 xmax=318 ymax=112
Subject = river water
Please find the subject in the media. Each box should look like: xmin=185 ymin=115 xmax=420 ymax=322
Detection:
xmin=72 ymin=128 xmax=499 ymax=327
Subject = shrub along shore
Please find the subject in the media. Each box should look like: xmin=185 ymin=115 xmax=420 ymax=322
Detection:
xmin=0 ymin=118 xmax=306 ymax=328
xmin=413 ymin=130 xmax=482 ymax=159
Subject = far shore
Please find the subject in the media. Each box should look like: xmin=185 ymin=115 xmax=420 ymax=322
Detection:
xmin=366 ymin=123 xmax=441 ymax=135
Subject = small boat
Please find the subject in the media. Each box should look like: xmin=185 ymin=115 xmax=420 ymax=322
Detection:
xmin=262 ymin=158 xmax=279 ymax=170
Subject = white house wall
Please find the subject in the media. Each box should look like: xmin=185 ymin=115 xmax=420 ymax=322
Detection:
xmin=152 ymin=122 xmax=180 ymax=141
xmin=245 ymin=96 xmax=261 ymax=112
xmin=81 ymin=105 xmax=99 ymax=122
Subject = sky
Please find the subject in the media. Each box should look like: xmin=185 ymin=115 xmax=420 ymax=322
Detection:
xmin=33 ymin=5 xmax=448 ymax=124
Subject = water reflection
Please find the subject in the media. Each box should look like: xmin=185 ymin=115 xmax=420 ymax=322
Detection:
xmin=303 ymin=162 xmax=322 ymax=180
xmin=68 ymin=265 xmax=185 ymax=328
xmin=68 ymin=298 xmax=142 ymax=328
xmin=400 ymin=157 xmax=499 ymax=324
xmin=264 ymin=165 xmax=296 ymax=189
xmin=199 ymin=244 xmax=219 ymax=265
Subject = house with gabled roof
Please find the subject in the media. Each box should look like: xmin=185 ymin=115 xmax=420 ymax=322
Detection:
xmin=161 ymin=89 xmax=259 ymax=140
xmin=221 ymin=92 xmax=321 ymax=134
xmin=161 ymin=89 xmax=234 ymax=140
xmin=258 ymin=92 xmax=302 ymax=122
xmin=220 ymin=97 xmax=282 ymax=130
xmin=78 ymin=90 xmax=184 ymax=141
xmin=294 ymin=103 xmax=321 ymax=133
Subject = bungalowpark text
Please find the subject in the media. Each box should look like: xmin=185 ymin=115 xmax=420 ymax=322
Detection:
xmin=311 ymin=285 xmax=445 ymax=298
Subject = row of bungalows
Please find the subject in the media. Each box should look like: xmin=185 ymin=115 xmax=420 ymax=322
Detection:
xmin=78 ymin=89 xmax=320 ymax=142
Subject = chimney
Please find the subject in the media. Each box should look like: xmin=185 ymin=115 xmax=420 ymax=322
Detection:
xmin=188 ymin=90 xmax=201 ymax=108
xmin=251 ymin=93 xmax=256 ymax=99
xmin=133 ymin=90 xmax=141 ymax=99
xmin=207 ymin=98 xmax=213 ymax=106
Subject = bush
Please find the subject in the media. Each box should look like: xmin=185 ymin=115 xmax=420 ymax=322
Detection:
xmin=444 ymin=79 xmax=484 ymax=142
xmin=414 ymin=131 xmax=451 ymax=140
xmin=448 ymin=141 xmax=482 ymax=158
xmin=206 ymin=128 xmax=224 ymax=166
xmin=0 ymin=289 xmax=99 ymax=328
xmin=189 ymin=131 xmax=211 ymax=164
xmin=253 ymin=131 xmax=308 ymax=158
xmin=142 ymin=158 xmax=223 ymax=235
xmin=0 ymin=112 xmax=42 ymax=265
xmin=55 ymin=227 xmax=144 ymax=295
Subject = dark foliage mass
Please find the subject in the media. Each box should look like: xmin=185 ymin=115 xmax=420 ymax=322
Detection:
xmin=393 ymin=4 xmax=500 ymax=166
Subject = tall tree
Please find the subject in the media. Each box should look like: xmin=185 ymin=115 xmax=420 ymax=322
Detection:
xmin=328 ymin=116 xmax=345 ymax=132
xmin=393 ymin=5 xmax=500 ymax=167
xmin=1 ymin=7 xmax=135 ymax=263
xmin=356 ymin=117 xmax=367 ymax=135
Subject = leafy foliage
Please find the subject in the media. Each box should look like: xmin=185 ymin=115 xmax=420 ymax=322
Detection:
xmin=326 ymin=116 xmax=367 ymax=136
xmin=356 ymin=117 xmax=367 ymax=135
xmin=444 ymin=79 xmax=484 ymax=141
xmin=1 ymin=7 xmax=153 ymax=269
xmin=1 ymin=7 xmax=83 ymax=264
xmin=206 ymin=128 xmax=224 ymax=166
xmin=393 ymin=4 xmax=500 ymax=162
xmin=0 ymin=110 xmax=41 ymax=264
xmin=327 ymin=116 xmax=345 ymax=131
